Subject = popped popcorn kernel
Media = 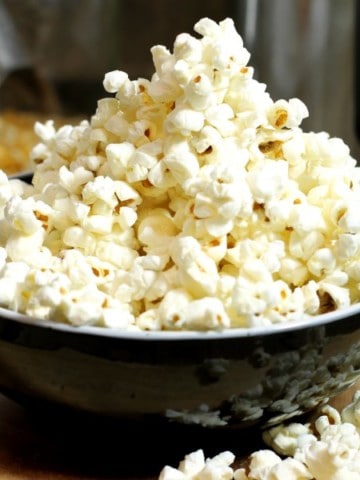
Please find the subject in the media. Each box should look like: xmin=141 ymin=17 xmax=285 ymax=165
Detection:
xmin=159 ymin=449 xmax=235 ymax=480
xmin=1 ymin=16 xmax=360 ymax=330
xmin=103 ymin=70 xmax=129 ymax=94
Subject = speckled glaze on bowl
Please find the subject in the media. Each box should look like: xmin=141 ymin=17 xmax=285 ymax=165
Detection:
xmin=1 ymin=305 xmax=360 ymax=429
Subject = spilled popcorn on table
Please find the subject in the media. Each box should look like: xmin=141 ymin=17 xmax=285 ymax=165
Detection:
xmin=159 ymin=392 xmax=360 ymax=479
xmin=1 ymin=17 xmax=360 ymax=330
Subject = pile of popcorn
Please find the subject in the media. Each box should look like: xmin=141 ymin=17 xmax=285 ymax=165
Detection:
xmin=159 ymin=392 xmax=360 ymax=479
xmin=0 ymin=17 xmax=360 ymax=329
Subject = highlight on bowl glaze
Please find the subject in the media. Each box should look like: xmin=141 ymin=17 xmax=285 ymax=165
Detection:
xmin=0 ymin=304 xmax=360 ymax=429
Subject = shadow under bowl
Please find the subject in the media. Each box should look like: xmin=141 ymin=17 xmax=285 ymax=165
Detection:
xmin=0 ymin=305 xmax=360 ymax=430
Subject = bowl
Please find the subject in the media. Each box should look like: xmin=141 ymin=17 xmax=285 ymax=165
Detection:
xmin=1 ymin=172 xmax=360 ymax=430
xmin=1 ymin=304 xmax=360 ymax=430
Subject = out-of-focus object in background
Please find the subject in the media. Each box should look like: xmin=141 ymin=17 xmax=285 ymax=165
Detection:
xmin=0 ymin=0 xmax=30 ymax=84
xmin=0 ymin=110 xmax=39 ymax=174
xmin=1 ymin=0 xmax=121 ymax=116
xmin=234 ymin=0 xmax=359 ymax=158
xmin=0 ymin=0 xmax=60 ymax=174
xmin=1 ymin=0 xmax=234 ymax=116
xmin=355 ymin=1 xmax=360 ymax=141
xmin=0 ymin=0 xmax=59 ymax=113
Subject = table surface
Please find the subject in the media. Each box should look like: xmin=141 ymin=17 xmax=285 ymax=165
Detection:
xmin=0 ymin=383 xmax=358 ymax=480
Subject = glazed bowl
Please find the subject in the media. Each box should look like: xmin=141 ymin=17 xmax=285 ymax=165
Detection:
xmin=1 ymin=304 xmax=360 ymax=430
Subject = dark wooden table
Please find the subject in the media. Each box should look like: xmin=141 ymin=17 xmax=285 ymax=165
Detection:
xmin=0 ymin=383 xmax=358 ymax=480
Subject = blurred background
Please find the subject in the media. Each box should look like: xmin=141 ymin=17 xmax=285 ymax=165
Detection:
xmin=0 ymin=0 xmax=359 ymax=173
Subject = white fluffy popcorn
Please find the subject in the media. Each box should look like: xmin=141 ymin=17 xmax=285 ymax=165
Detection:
xmin=1 ymin=17 xmax=360 ymax=329
xmin=159 ymin=449 xmax=235 ymax=480
xmin=159 ymin=395 xmax=360 ymax=480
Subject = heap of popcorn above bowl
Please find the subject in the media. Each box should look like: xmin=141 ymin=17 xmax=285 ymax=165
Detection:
xmin=1 ymin=17 xmax=360 ymax=429
xmin=0 ymin=16 xmax=359 ymax=332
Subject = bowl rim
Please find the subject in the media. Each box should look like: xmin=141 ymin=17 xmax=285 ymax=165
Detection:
xmin=1 ymin=302 xmax=360 ymax=341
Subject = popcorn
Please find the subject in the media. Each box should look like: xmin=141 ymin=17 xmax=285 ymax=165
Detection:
xmin=138 ymin=208 xmax=178 ymax=252
xmin=58 ymin=165 xmax=94 ymax=195
xmin=105 ymin=142 xmax=135 ymax=178
xmin=159 ymin=449 xmax=235 ymax=480
xmin=165 ymin=107 xmax=205 ymax=135
xmin=160 ymin=391 xmax=360 ymax=480
xmin=162 ymin=139 xmax=199 ymax=183
xmin=336 ymin=200 xmax=360 ymax=233
xmin=296 ymin=419 xmax=360 ymax=479
xmin=62 ymin=226 xmax=96 ymax=252
xmin=263 ymin=422 xmax=314 ymax=457
xmin=1 ymin=17 xmax=360 ymax=330
xmin=240 ymin=451 xmax=312 ymax=480
xmin=4 ymin=196 xmax=43 ymax=234
xmin=5 ymin=229 xmax=45 ymax=262
xmin=171 ymin=236 xmax=219 ymax=297
xmin=268 ymin=98 xmax=309 ymax=129
xmin=307 ymin=248 xmax=336 ymax=277
xmin=247 ymin=160 xmax=289 ymax=203
xmin=174 ymin=33 xmax=202 ymax=64
xmin=103 ymin=70 xmax=129 ymax=94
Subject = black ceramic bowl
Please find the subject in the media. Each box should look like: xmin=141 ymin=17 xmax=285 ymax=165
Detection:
xmin=1 ymin=304 xmax=360 ymax=430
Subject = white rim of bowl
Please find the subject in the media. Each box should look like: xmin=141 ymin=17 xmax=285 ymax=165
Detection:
xmin=1 ymin=303 xmax=360 ymax=341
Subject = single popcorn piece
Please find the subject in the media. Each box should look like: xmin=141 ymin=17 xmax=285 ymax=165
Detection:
xmin=263 ymin=422 xmax=314 ymax=457
xmin=1 ymin=16 xmax=360 ymax=329
xmin=103 ymin=70 xmax=129 ymax=93
xmin=170 ymin=236 xmax=219 ymax=297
